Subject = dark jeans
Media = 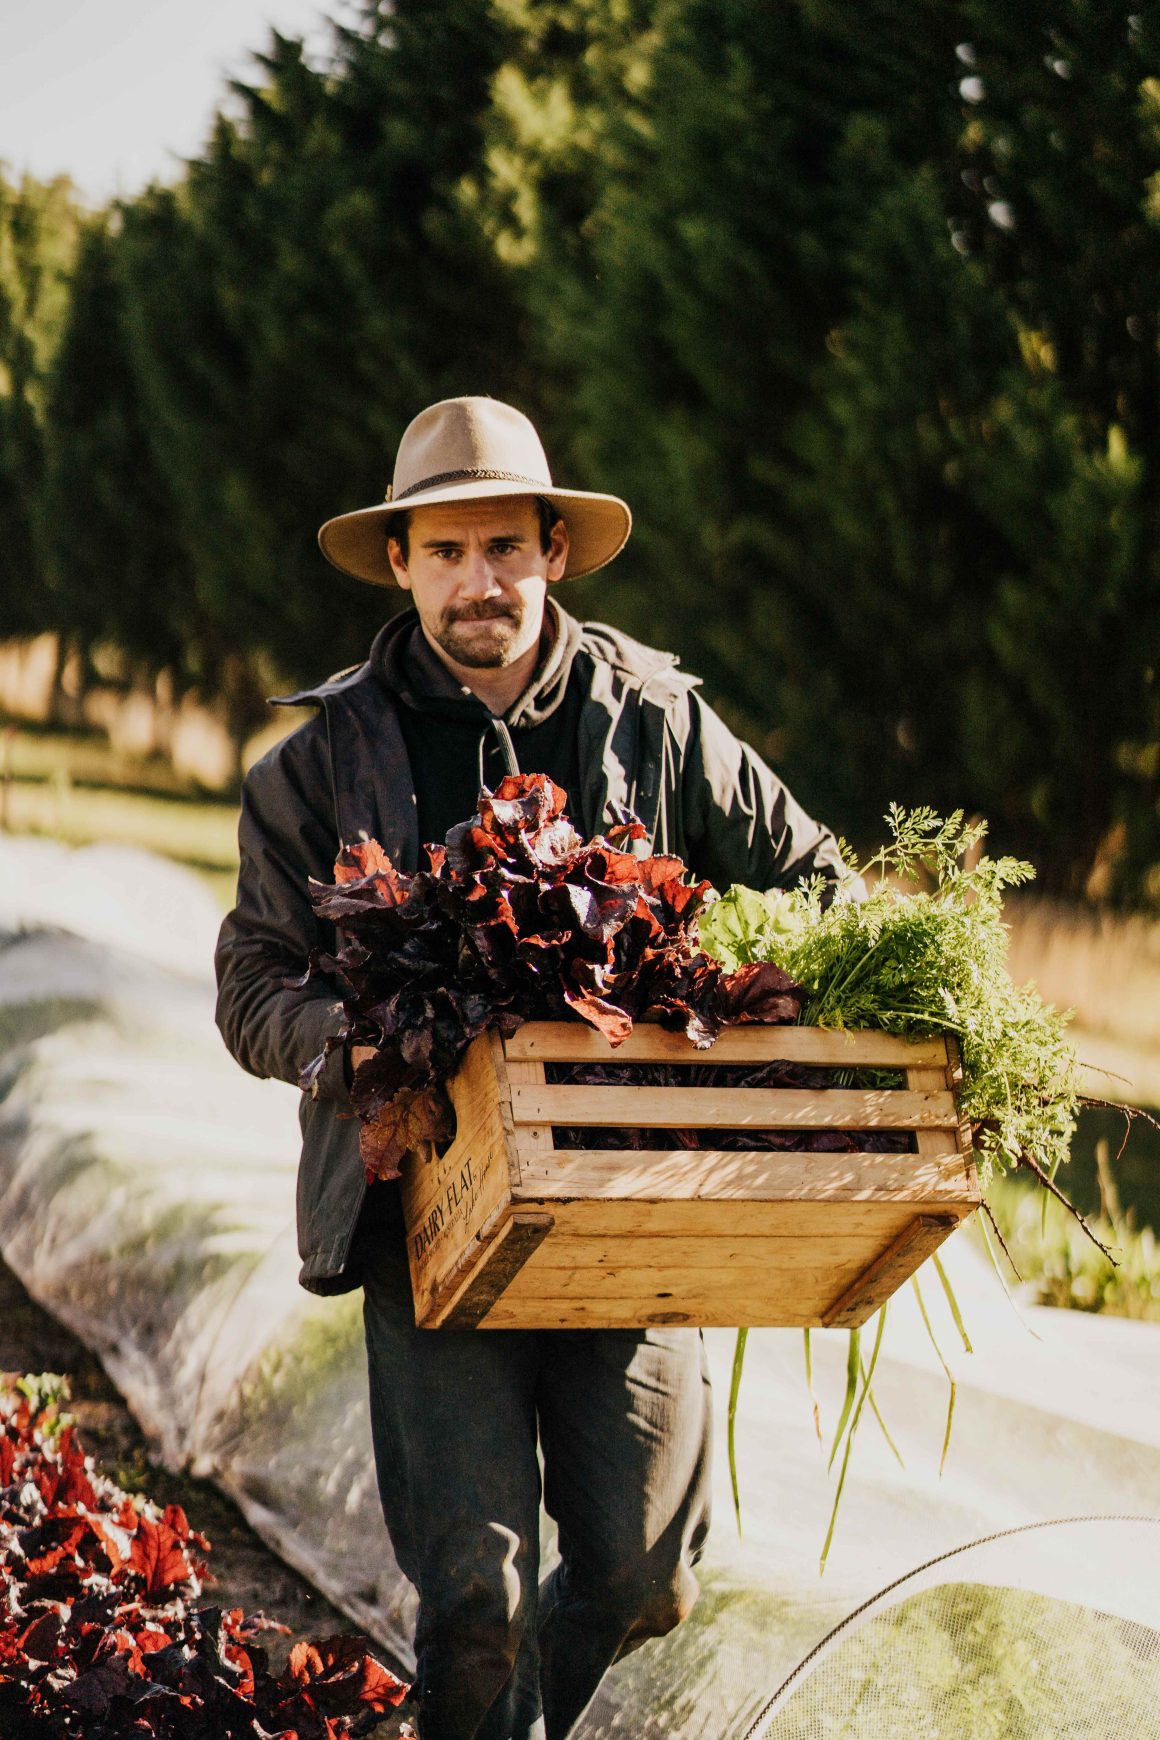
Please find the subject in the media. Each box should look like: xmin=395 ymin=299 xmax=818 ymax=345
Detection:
xmin=358 ymin=1184 xmax=713 ymax=1740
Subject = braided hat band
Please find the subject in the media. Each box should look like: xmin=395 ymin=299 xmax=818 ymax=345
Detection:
xmin=391 ymin=467 xmax=547 ymax=503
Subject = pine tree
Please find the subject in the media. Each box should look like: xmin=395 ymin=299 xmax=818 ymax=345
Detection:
xmin=40 ymin=219 xmax=193 ymax=692
xmin=118 ymin=1 xmax=533 ymax=701
xmin=532 ymin=0 xmax=1160 ymax=900
xmin=0 ymin=173 xmax=80 ymax=645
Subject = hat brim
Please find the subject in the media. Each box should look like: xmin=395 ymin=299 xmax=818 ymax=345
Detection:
xmin=318 ymin=480 xmax=631 ymax=586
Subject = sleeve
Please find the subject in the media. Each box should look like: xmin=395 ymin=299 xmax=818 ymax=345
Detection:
xmin=213 ymin=721 xmax=352 ymax=1105
xmin=679 ymin=691 xmax=860 ymax=899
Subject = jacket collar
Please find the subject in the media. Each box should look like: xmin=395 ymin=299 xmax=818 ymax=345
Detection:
xmin=270 ymin=609 xmax=691 ymax=710
xmin=270 ymin=657 xmax=375 ymax=709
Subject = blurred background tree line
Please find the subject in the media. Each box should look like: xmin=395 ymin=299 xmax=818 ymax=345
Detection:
xmin=1 ymin=0 xmax=1158 ymax=904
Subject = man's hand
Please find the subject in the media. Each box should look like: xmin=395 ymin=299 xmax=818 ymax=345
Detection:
xmin=350 ymin=1044 xmax=377 ymax=1073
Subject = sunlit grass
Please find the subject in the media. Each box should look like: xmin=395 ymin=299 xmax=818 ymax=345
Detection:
xmin=982 ymin=1174 xmax=1160 ymax=1321
xmin=1 ymin=726 xmax=206 ymax=797
xmin=1005 ymin=894 xmax=1160 ymax=1046
xmin=2 ymin=776 xmax=239 ymax=869
xmin=0 ymin=724 xmax=254 ymax=907
xmin=1005 ymin=894 xmax=1160 ymax=1106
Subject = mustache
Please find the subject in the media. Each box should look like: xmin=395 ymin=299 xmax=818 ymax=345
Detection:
xmin=444 ymin=603 xmax=521 ymax=623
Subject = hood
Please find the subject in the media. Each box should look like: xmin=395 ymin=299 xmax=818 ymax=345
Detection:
xmin=370 ymin=599 xmax=584 ymax=726
xmin=270 ymin=606 xmax=691 ymax=713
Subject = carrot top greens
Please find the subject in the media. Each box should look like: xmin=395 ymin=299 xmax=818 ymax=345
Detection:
xmin=698 ymin=805 xmax=1081 ymax=1187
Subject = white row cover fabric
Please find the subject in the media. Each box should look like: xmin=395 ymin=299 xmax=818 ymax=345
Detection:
xmin=1 ymin=837 xmax=1158 ymax=1732
xmin=750 ymin=1517 xmax=1160 ymax=1739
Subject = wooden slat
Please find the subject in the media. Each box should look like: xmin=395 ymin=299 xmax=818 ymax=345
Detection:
xmin=480 ymin=1295 xmax=838 ymax=1331
xmin=521 ymin=1197 xmax=924 ymax=1240
xmin=485 ymin=1028 xmax=522 ymax=1193
xmin=527 ymin=1233 xmax=880 ymax=1268
xmin=944 ymin=1036 xmax=977 ymax=1160
xmin=904 ymin=1061 xmax=981 ymax=1248
xmin=505 ymin=1056 xmax=550 ymax=1188
xmin=506 ymin=1253 xmax=873 ymax=1293
xmin=505 ymin=1022 xmax=949 ymax=1067
xmin=513 ymin=1147 xmax=975 ymax=1205
xmin=402 ymin=1031 xmax=514 ymax=1322
xmin=944 ymin=1034 xmax=965 ymax=1088
xmin=821 ymin=1214 xmax=962 ymax=1328
xmin=432 ymin=1212 xmax=555 ymax=1329
xmin=908 ymin=1065 xmax=953 ymax=1160
xmin=511 ymin=1084 xmax=958 ymax=1129
xmin=404 ymin=1043 xmax=504 ymax=1235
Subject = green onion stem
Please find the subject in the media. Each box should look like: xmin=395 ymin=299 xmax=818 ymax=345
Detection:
xmin=860 ymin=1356 xmax=904 ymax=1467
xmin=727 ymin=1327 xmax=748 ymax=1534
xmin=912 ymin=1274 xmax=956 ymax=1475
xmin=828 ymin=1327 xmax=862 ymax=1472
xmin=820 ymin=1307 xmax=888 ymax=1575
xmin=931 ymin=1251 xmax=973 ymax=1355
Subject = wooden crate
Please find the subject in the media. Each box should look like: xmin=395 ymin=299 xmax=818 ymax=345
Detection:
xmin=399 ymin=1022 xmax=979 ymax=1331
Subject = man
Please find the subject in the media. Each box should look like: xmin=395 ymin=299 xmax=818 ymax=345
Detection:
xmin=215 ymin=396 xmax=850 ymax=1740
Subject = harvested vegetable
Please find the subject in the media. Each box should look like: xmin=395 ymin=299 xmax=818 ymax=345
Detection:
xmin=299 ymin=791 xmax=1083 ymax=1566
xmin=698 ymin=805 xmax=1082 ymax=1192
xmin=296 ymin=773 xmax=801 ymax=1180
xmin=697 ymin=806 xmax=1099 ymax=1562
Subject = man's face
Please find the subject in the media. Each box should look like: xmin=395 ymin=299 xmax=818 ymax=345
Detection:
xmin=387 ymin=497 xmax=568 ymax=671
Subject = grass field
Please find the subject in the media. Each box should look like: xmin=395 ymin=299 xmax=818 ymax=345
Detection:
xmin=1 ymin=726 xmax=242 ymax=906
xmin=983 ymin=1174 xmax=1160 ymax=1321
xmin=1005 ymin=891 xmax=1160 ymax=1110
xmin=1 ymin=774 xmax=240 ymax=870
xmin=1 ymin=726 xmax=214 ymax=797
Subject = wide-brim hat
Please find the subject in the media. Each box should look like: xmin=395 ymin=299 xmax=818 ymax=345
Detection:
xmin=318 ymin=396 xmax=632 ymax=585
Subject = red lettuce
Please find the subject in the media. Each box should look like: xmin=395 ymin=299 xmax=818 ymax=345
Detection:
xmin=0 ymin=1380 xmax=409 ymax=1736
xmin=296 ymin=774 xmax=805 ymax=1180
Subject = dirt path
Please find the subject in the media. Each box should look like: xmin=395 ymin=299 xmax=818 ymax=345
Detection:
xmin=0 ymin=1252 xmax=418 ymax=1732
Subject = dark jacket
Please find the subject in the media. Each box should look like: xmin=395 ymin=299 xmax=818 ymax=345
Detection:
xmin=214 ymin=608 xmax=850 ymax=1293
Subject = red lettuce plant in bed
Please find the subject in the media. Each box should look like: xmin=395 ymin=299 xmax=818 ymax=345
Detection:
xmin=0 ymin=1377 xmax=408 ymax=1737
xmin=295 ymin=774 xmax=803 ymax=1180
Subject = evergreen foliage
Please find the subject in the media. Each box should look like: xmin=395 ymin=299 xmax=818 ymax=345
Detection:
xmin=118 ymin=2 xmax=533 ymax=706
xmin=0 ymin=1 xmax=1156 ymax=901
xmin=40 ymin=219 xmax=193 ymax=690
xmin=0 ymin=173 xmax=80 ymax=641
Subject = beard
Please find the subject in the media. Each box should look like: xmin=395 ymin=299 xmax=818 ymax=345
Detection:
xmin=431 ymin=600 xmax=527 ymax=669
